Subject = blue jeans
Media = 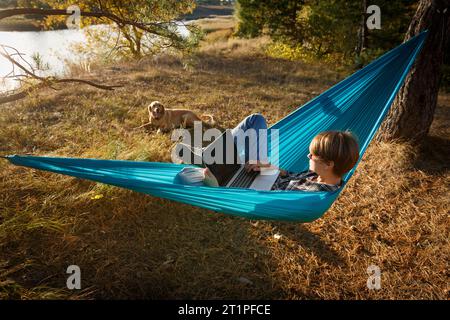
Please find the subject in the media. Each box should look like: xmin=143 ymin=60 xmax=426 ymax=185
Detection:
xmin=230 ymin=113 xmax=268 ymax=163
xmin=175 ymin=113 xmax=269 ymax=186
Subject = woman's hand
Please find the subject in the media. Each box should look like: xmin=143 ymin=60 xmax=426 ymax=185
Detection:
xmin=244 ymin=161 xmax=289 ymax=176
xmin=244 ymin=160 xmax=272 ymax=172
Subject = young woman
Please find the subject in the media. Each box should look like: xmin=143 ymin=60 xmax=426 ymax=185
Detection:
xmin=182 ymin=113 xmax=360 ymax=192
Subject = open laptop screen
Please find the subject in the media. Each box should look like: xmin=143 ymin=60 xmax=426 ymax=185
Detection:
xmin=203 ymin=130 xmax=242 ymax=186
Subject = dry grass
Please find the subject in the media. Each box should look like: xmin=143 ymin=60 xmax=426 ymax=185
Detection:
xmin=0 ymin=18 xmax=448 ymax=300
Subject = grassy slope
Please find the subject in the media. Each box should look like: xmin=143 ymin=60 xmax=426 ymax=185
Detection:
xmin=0 ymin=17 xmax=448 ymax=299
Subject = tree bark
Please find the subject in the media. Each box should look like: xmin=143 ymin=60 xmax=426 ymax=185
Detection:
xmin=356 ymin=0 xmax=368 ymax=56
xmin=376 ymin=0 xmax=450 ymax=143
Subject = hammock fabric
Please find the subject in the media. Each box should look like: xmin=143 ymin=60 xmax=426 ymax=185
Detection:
xmin=4 ymin=31 xmax=428 ymax=222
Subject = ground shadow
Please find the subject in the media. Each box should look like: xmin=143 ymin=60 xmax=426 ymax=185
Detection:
xmin=271 ymin=221 xmax=347 ymax=267
xmin=413 ymin=135 xmax=450 ymax=175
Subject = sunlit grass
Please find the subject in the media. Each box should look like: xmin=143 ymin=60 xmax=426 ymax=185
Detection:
xmin=0 ymin=17 xmax=448 ymax=299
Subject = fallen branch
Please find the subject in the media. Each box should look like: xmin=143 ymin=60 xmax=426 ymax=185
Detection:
xmin=0 ymin=45 xmax=122 ymax=105
xmin=0 ymin=82 xmax=49 ymax=104
xmin=133 ymin=122 xmax=152 ymax=130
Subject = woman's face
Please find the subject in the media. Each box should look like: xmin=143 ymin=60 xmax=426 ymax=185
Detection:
xmin=308 ymin=147 xmax=333 ymax=176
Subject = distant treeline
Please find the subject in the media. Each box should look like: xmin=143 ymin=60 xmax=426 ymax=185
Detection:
xmin=195 ymin=0 xmax=235 ymax=4
xmin=236 ymin=1 xmax=417 ymax=63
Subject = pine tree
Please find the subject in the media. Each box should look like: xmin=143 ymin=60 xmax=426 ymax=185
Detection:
xmin=377 ymin=0 xmax=450 ymax=142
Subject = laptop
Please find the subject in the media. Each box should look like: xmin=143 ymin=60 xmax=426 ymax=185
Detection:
xmin=179 ymin=130 xmax=280 ymax=190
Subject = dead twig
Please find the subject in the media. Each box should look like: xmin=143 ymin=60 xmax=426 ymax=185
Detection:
xmin=0 ymin=45 xmax=122 ymax=105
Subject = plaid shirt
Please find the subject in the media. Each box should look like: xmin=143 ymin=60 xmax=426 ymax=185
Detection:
xmin=271 ymin=170 xmax=342 ymax=192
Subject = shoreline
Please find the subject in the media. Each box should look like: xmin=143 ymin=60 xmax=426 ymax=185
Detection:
xmin=0 ymin=4 xmax=234 ymax=32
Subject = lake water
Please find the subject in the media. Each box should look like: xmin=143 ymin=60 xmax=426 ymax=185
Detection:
xmin=0 ymin=23 xmax=190 ymax=93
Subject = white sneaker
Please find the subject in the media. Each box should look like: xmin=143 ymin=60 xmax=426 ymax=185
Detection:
xmin=173 ymin=143 xmax=205 ymax=165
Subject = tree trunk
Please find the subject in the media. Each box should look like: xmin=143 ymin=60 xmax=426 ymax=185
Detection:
xmin=356 ymin=0 xmax=368 ymax=56
xmin=376 ymin=0 xmax=450 ymax=143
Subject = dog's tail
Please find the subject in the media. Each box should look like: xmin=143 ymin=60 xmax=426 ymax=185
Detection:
xmin=200 ymin=114 xmax=215 ymax=126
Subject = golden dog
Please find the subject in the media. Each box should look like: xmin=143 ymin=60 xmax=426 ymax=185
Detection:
xmin=140 ymin=101 xmax=215 ymax=133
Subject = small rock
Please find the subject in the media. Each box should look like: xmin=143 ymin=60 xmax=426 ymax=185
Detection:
xmin=237 ymin=277 xmax=253 ymax=285
xmin=162 ymin=255 xmax=175 ymax=265
xmin=273 ymin=233 xmax=282 ymax=240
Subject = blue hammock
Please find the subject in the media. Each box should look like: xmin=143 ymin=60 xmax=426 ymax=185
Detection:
xmin=3 ymin=31 xmax=427 ymax=222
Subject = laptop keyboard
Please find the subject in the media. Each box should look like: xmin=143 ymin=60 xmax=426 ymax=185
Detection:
xmin=229 ymin=168 xmax=259 ymax=188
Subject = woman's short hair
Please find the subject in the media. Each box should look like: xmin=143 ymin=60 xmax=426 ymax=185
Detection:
xmin=309 ymin=131 xmax=360 ymax=177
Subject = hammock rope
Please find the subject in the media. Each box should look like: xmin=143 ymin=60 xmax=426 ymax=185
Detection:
xmin=3 ymin=31 xmax=428 ymax=222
